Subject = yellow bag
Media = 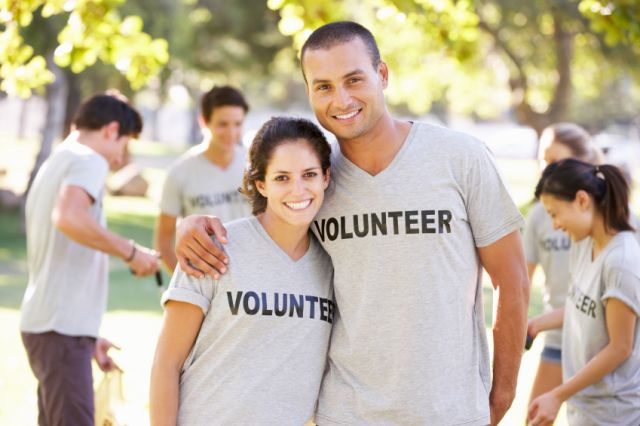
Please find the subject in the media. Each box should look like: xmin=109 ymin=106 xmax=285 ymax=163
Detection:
xmin=94 ymin=369 xmax=128 ymax=426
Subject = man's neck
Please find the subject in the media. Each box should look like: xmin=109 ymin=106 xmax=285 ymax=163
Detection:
xmin=338 ymin=115 xmax=412 ymax=176
xmin=74 ymin=131 xmax=105 ymax=159
xmin=202 ymin=139 xmax=235 ymax=169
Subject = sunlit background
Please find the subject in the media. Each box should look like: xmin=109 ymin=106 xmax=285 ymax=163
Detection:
xmin=1 ymin=1 xmax=639 ymax=424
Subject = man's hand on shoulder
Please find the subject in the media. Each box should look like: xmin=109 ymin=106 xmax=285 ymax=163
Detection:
xmin=175 ymin=215 xmax=229 ymax=279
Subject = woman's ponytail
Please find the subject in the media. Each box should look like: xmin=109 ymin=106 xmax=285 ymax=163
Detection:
xmin=596 ymin=164 xmax=633 ymax=233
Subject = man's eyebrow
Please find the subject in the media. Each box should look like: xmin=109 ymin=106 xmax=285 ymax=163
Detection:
xmin=311 ymin=69 xmax=366 ymax=85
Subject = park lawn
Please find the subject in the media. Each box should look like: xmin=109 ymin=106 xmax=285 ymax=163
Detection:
xmin=5 ymin=153 xmax=634 ymax=425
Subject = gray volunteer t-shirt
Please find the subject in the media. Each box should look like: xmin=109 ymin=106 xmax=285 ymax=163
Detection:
xmin=162 ymin=216 xmax=334 ymax=426
xmin=160 ymin=144 xmax=251 ymax=221
xmin=524 ymin=202 xmax=571 ymax=349
xmin=21 ymin=140 xmax=109 ymax=337
xmin=313 ymin=122 xmax=524 ymax=425
xmin=563 ymin=231 xmax=640 ymax=426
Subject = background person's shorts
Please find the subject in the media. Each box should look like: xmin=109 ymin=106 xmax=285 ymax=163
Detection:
xmin=540 ymin=346 xmax=561 ymax=364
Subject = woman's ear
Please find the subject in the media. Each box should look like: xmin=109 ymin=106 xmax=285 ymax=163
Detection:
xmin=575 ymin=189 xmax=592 ymax=211
xmin=255 ymin=180 xmax=267 ymax=198
xmin=323 ymin=167 xmax=331 ymax=190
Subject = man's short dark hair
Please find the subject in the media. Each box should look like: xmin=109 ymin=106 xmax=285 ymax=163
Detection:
xmin=200 ymin=86 xmax=249 ymax=122
xmin=73 ymin=93 xmax=143 ymax=138
xmin=300 ymin=21 xmax=381 ymax=79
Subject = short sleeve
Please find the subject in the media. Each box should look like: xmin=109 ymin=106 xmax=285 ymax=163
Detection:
xmin=523 ymin=206 xmax=540 ymax=264
xmin=62 ymin=154 xmax=108 ymax=202
xmin=465 ymin=142 xmax=524 ymax=247
xmin=161 ymin=264 xmax=217 ymax=315
xmin=602 ymin=267 xmax=640 ymax=316
xmin=159 ymin=167 xmax=183 ymax=217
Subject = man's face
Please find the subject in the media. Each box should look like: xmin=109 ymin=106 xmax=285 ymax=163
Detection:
xmin=204 ymin=105 xmax=246 ymax=149
xmin=303 ymin=37 xmax=388 ymax=143
xmin=106 ymin=135 xmax=131 ymax=169
xmin=98 ymin=121 xmax=130 ymax=169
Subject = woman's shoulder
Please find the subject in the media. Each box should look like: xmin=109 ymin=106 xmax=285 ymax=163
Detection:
xmin=222 ymin=217 xmax=260 ymax=250
xmin=603 ymin=232 xmax=640 ymax=275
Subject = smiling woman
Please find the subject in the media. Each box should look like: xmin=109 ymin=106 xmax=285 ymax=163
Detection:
xmin=528 ymin=159 xmax=640 ymax=426
xmin=150 ymin=117 xmax=335 ymax=426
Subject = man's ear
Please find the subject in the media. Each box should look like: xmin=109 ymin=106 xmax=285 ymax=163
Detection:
xmin=103 ymin=121 xmax=120 ymax=140
xmin=197 ymin=114 xmax=207 ymax=129
xmin=378 ymin=61 xmax=389 ymax=89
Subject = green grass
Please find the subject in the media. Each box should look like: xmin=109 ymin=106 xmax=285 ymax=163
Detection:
xmin=0 ymin=152 xmax=599 ymax=425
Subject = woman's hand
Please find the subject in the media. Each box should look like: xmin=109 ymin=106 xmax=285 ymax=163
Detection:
xmin=528 ymin=390 xmax=562 ymax=426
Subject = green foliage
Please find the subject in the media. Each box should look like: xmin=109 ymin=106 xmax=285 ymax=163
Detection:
xmin=0 ymin=0 xmax=169 ymax=97
xmin=579 ymin=0 xmax=640 ymax=47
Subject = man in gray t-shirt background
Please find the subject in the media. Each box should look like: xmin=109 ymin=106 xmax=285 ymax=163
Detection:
xmin=175 ymin=22 xmax=529 ymax=426
xmin=20 ymin=93 xmax=160 ymax=425
xmin=154 ymin=86 xmax=252 ymax=273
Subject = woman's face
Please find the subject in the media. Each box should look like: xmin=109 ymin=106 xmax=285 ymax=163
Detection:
xmin=256 ymin=139 xmax=330 ymax=228
xmin=540 ymin=192 xmax=594 ymax=241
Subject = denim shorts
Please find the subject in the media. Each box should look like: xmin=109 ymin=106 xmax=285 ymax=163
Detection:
xmin=541 ymin=346 xmax=562 ymax=364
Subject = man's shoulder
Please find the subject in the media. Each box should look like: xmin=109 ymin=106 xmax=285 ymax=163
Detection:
xmin=165 ymin=145 xmax=210 ymax=178
xmin=410 ymin=121 xmax=486 ymax=156
xmin=57 ymin=141 xmax=106 ymax=165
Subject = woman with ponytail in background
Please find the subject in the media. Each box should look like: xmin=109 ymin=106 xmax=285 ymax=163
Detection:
xmin=527 ymin=159 xmax=640 ymax=426
xmin=524 ymin=123 xmax=602 ymax=407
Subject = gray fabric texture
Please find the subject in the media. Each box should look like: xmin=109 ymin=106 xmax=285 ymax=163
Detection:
xmin=162 ymin=216 xmax=334 ymax=426
xmin=20 ymin=140 xmax=109 ymax=337
xmin=563 ymin=231 xmax=640 ymax=426
xmin=159 ymin=144 xmax=251 ymax=221
xmin=523 ymin=202 xmax=571 ymax=349
xmin=313 ymin=122 xmax=524 ymax=426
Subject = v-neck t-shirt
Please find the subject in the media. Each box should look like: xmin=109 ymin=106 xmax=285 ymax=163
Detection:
xmin=313 ymin=122 xmax=524 ymax=425
xmin=162 ymin=216 xmax=334 ymax=425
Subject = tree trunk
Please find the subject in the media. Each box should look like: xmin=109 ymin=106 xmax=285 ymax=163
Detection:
xmin=63 ymin=70 xmax=82 ymax=137
xmin=23 ymin=55 xmax=69 ymax=198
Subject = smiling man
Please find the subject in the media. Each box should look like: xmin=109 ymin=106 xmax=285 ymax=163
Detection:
xmin=174 ymin=21 xmax=529 ymax=425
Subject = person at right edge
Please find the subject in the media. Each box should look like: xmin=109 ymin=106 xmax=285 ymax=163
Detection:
xmin=173 ymin=21 xmax=529 ymax=425
xmin=528 ymin=159 xmax=640 ymax=426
